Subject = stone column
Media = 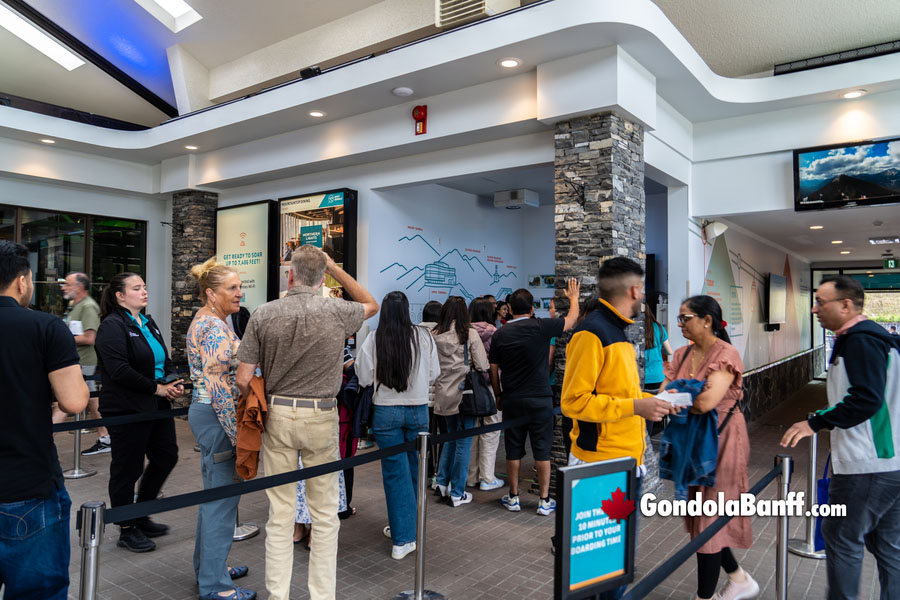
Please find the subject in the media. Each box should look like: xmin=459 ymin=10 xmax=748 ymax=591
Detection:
xmin=169 ymin=190 xmax=217 ymax=367
xmin=548 ymin=111 xmax=661 ymax=496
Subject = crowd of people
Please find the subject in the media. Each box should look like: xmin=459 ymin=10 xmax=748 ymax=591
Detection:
xmin=2 ymin=238 xmax=899 ymax=600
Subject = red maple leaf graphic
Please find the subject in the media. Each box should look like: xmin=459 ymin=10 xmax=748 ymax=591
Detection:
xmin=601 ymin=487 xmax=635 ymax=522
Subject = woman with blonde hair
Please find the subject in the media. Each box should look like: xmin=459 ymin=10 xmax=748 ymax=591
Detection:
xmin=186 ymin=257 xmax=256 ymax=600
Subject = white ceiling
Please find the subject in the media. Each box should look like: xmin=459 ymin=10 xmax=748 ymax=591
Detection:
xmin=720 ymin=203 xmax=900 ymax=264
xmin=651 ymin=0 xmax=900 ymax=78
xmin=2 ymin=0 xmax=900 ymax=126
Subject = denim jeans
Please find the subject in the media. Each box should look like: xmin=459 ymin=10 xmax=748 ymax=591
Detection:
xmin=372 ymin=404 xmax=429 ymax=545
xmin=189 ymin=402 xmax=241 ymax=595
xmin=436 ymin=414 xmax=477 ymax=499
xmin=0 ymin=485 xmax=71 ymax=599
xmin=823 ymin=471 xmax=900 ymax=600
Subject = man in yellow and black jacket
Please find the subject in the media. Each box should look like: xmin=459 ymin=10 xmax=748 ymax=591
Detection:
xmin=561 ymin=257 xmax=673 ymax=470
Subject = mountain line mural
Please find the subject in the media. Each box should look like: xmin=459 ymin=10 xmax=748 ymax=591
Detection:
xmin=379 ymin=234 xmax=517 ymax=303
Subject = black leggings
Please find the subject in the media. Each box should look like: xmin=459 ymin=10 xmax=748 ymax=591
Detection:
xmin=696 ymin=548 xmax=739 ymax=599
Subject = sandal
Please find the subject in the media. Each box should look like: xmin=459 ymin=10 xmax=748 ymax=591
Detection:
xmin=293 ymin=524 xmax=310 ymax=545
xmin=227 ymin=565 xmax=249 ymax=579
xmin=199 ymin=586 xmax=256 ymax=600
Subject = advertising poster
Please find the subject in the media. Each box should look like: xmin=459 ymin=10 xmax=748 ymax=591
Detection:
xmin=279 ymin=189 xmax=356 ymax=297
xmin=216 ymin=202 xmax=271 ymax=312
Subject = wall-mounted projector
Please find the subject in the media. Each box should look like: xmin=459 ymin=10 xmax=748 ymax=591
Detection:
xmin=493 ymin=189 xmax=539 ymax=209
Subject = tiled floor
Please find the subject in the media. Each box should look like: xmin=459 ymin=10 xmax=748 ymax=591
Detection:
xmin=51 ymin=380 xmax=881 ymax=599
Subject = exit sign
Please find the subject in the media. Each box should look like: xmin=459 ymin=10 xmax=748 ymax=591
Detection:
xmin=886 ymin=258 xmax=899 ymax=269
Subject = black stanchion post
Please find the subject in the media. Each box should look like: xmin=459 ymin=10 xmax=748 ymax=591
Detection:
xmin=788 ymin=416 xmax=826 ymax=560
xmin=392 ymin=432 xmax=445 ymax=600
xmin=77 ymin=501 xmax=106 ymax=600
xmin=64 ymin=410 xmax=97 ymax=479
xmin=776 ymin=454 xmax=792 ymax=600
xmin=233 ymin=506 xmax=259 ymax=541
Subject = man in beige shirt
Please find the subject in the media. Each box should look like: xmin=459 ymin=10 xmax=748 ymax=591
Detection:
xmin=237 ymin=245 xmax=377 ymax=600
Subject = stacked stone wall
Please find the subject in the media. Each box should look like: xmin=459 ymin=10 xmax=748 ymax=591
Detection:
xmin=169 ymin=190 xmax=217 ymax=369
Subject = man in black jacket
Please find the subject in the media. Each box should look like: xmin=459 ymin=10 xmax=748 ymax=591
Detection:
xmin=0 ymin=241 xmax=88 ymax=597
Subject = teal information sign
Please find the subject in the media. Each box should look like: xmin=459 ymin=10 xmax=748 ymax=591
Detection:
xmin=555 ymin=457 xmax=636 ymax=600
xmin=300 ymin=226 xmax=323 ymax=248
xmin=569 ymin=471 xmax=628 ymax=589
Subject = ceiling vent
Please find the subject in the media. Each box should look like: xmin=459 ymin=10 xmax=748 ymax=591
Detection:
xmin=435 ymin=0 xmax=520 ymax=29
xmin=494 ymin=189 xmax=539 ymax=209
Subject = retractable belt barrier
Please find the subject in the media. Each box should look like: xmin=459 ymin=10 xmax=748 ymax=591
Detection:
xmin=622 ymin=457 xmax=790 ymax=600
xmin=53 ymin=407 xmax=190 ymax=432
xmin=101 ymin=407 xmax=560 ymax=524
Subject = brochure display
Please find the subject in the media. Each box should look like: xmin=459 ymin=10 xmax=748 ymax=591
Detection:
xmin=216 ymin=200 xmax=278 ymax=312
xmin=279 ymin=189 xmax=357 ymax=297
xmin=554 ymin=457 xmax=637 ymax=600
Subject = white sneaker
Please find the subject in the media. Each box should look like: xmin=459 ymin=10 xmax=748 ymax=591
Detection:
xmin=433 ymin=483 xmax=449 ymax=498
xmin=537 ymin=497 xmax=557 ymax=516
xmin=391 ymin=541 xmax=416 ymax=560
xmin=714 ymin=572 xmax=760 ymax=600
xmin=449 ymin=492 xmax=473 ymax=507
xmin=500 ymin=493 xmax=521 ymax=512
xmin=480 ymin=478 xmax=505 ymax=491
xmin=383 ymin=525 xmax=391 ymax=538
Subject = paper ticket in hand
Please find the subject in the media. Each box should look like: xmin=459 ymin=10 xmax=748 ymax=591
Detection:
xmin=68 ymin=320 xmax=84 ymax=335
xmin=655 ymin=391 xmax=692 ymax=407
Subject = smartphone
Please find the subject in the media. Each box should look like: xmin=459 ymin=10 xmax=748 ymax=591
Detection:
xmin=157 ymin=374 xmax=182 ymax=385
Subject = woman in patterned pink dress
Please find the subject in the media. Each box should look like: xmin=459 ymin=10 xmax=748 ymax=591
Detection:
xmin=662 ymin=295 xmax=758 ymax=600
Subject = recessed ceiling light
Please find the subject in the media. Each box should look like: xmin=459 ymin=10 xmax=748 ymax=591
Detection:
xmin=840 ymin=250 xmax=851 ymax=254
xmin=184 ymin=145 xmax=198 ymax=150
xmin=40 ymin=138 xmax=55 ymax=144
xmin=498 ymin=58 xmax=521 ymax=69
xmin=0 ymin=4 xmax=85 ymax=71
xmin=132 ymin=0 xmax=202 ymax=33
xmin=391 ymin=86 xmax=414 ymax=97
xmin=842 ymin=89 xmax=867 ymax=99
xmin=831 ymin=240 xmax=843 ymax=244
xmin=308 ymin=110 xmax=327 ymax=118
xmin=866 ymin=271 xmax=873 ymax=274
xmin=809 ymin=225 xmax=823 ymax=230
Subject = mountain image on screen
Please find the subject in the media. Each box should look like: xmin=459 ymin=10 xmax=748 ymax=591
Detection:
xmin=803 ymin=174 xmax=896 ymax=204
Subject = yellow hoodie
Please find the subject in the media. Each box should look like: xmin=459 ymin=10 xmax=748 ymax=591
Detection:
xmin=561 ymin=299 xmax=650 ymax=465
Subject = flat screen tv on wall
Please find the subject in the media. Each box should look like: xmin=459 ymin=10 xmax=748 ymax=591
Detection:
xmin=793 ymin=136 xmax=900 ymax=211
xmin=767 ymin=273 xmax=787 ymax=326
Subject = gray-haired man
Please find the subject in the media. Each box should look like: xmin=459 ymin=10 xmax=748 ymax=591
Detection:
xmin=237 ymin=245 xmax=378 ymax=600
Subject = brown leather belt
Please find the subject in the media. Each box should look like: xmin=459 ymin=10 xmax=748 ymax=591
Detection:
xmin=268 ymin=395 xmax=336 ymax=410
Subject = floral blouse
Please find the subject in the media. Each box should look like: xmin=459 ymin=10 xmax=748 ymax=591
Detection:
xmin=187 ymin=314 xmax=240 ymax=445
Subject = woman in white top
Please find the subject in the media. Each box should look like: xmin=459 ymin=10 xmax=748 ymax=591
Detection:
xmin=356 ymin=291 xmax=439 ymax=560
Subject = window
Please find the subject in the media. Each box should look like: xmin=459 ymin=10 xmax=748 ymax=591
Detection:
xmin=0 ymin=204 xmax=146 ymax=315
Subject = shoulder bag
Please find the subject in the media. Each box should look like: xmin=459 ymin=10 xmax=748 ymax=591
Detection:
xmin=458 ymin=341 xmax=497 ymax=417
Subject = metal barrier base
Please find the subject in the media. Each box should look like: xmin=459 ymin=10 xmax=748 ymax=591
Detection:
xmin=788 ymin=538 xmax=826 ymax=560
xmin=64 ymin=467 xmax=97 ymax=479
xmin=233 ymin=522 xmax=259 ymax=541
xmin=392 ymin=591 xmax=446 ymax=600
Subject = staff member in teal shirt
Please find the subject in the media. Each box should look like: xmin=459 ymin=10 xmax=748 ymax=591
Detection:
xmin=643 ymin=306 xmax=673 ymax=392
xmin=96 ymin=272 xmax=184 ymax=553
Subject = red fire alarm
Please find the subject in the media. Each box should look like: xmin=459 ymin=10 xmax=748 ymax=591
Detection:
xmin=412 ymin=105 xmax=427 ymax=135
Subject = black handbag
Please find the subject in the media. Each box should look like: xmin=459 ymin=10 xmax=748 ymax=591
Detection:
xmin=458 ymin=342 xmax=497 ymax=417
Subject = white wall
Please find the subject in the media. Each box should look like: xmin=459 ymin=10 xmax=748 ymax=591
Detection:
xmin=0 ymin=176 xmax=171 ymax=344
xmin=682 ymin=223 xmax=811 ymax=371
xmin=366 ymin=184 xmax=555 ymax=326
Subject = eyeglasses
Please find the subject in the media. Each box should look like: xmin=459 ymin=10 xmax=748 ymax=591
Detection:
xmin=814 ymin=297 xmax=847 ymax=308
xmin=677 ymin=314 xmax=697 ymax=325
